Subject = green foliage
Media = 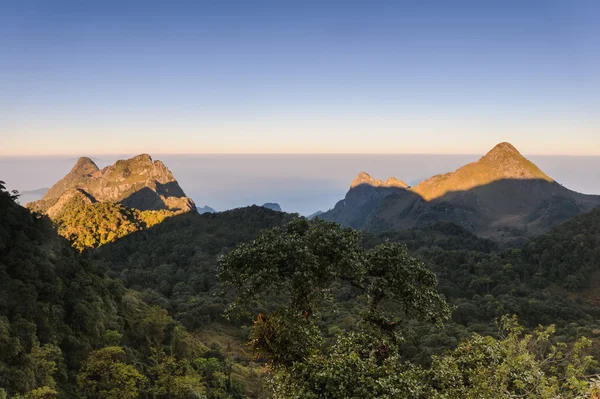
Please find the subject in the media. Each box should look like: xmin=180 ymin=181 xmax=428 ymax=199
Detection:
xmin=24 ymin=386 xmax=57 ymax=399
xmin=220 ymin=218 xmax=449 ymax=325
xmin=92 ymin=203 xmax=600 ymax=397
xmin=219 ymin=218 xmax=451 ymax=397
xmin=93 ymin=206 xmax=293 ymax=330
xmin=5 ymin=172 xmax=600 ymax=398
xmin=422 ymin=315 xmax=597 ymax=398
xmin=361 ymin=221 xmax=498 ymax=253
xmin=220 ymin=218 xmax=600 ymax=398
xmin=265 ymin=330 xmax=425 ymax=399
xmin=0 ymin=181 xmax=19 ymax=202
xmin=0 ymin=182 xmax=261 ymax=399
xmin=55 ymin=202 xmax=173 ymax=251
xmin=77 ymin=346 xmax=147 ymax=399
xmin=523 ymin=207 xmax=600 ymax=291
xmin=358 ymin=218 xmax=600 ymax=366
xmin=0 ymin=181 xmax=121 ymax=397
xmin=147 ymin=351 xmax=205 ymax=399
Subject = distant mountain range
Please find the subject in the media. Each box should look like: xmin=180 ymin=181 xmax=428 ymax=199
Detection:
xmin=320 ymin=142 xmax=600 ymax=242
xmin=197 ymin=205 xmax=216 ymax=214
xmin=262 ymin=202 xmax=282 ymax=212
xmin=27 ymin=154 xmax=196 ymax=218
xmin=24 ymin=145 xmax=600 ymax=243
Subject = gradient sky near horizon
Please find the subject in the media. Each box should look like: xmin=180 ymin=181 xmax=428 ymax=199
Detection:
xmin=1 ymin=0 xmax=599 ymax=156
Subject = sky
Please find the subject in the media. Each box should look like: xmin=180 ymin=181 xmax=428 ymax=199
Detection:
xmin=1 ymin=0 xmax=599 ymax=156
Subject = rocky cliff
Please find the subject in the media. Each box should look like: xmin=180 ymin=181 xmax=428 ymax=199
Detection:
xmin=28 ymin=154 xmax=196 ymax=217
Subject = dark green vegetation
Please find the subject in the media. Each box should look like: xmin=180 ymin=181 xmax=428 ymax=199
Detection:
xmin=260 ymin=203 xmax=282 ymax=212
xmin=92 ymin=206 xmax=293 ymax=330
xmin=87 ymin=201 xmax=600 ymax=397
xmin=0 ymin=182 xmax=289 ymax=398
xmin=360 ymin=218 xmax=600 ymax=366
xmin=523 ymin=207 xmax=600 ymax=292
xmin=219 ymin=218 xmax=600 ymax=398
xmin=0 ymin=181 xmax=121 ymax=397
xmin=3 ymin=169 xmax=600 ymax=398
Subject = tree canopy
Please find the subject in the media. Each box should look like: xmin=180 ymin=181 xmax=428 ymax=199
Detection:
xmin=219 ymin=218 xmax=600 ymax=398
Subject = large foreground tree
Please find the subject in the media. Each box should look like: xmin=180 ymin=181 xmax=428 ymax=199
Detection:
xmin=218 ymin=218 xmax=449 ymax=398
xmin=219 ymin=218 xmax=599 ymax=398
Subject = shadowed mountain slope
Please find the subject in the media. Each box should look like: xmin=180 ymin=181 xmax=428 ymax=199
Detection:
xmin=0 ymin=182 xmax=122 ymax=395
xmin=321 ymin=143 xmax=600 ymax=242
xmin=27 ymin=154 xmax=195 ymax=217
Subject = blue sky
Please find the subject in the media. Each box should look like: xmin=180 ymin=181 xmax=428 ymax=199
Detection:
xmin=1 ymin=0 xmax=599 ymax=155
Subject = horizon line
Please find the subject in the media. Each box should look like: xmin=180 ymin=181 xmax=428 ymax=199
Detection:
xmin=2 ymin=152 xmax=600 ymax=158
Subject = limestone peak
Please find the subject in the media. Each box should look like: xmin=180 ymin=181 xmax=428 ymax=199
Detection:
xmin=351 ymin=172 xmax=408 ymax=189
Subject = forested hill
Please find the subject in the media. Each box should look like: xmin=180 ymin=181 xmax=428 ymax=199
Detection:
xmin=93 ymin=206 xmax=294 ymax=329
xmin=4 ymin=170 xmax=600 ymax=398
xmin=88 ymin=193 xmax=600 ymax=369
xmin=523 ymin=207 xmax=600 ymax=291
xmin=0 ymin=181 xmax=122 ymax=396
xmin=0 ymin=183 xmax=289 ymax=398
xmin=358 ymin=209 xmax=600 ymax=365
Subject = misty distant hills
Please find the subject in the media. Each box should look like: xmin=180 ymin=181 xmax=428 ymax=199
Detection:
xmin=262 ymin=202 xmax=282 ymax=212
xmin=320 ymin=142 xmax=600 ymax=242
xmin=27 ymin=154 xmax=196 ymax=218
xmin=198 ymin=205 xmax=216 ymax=214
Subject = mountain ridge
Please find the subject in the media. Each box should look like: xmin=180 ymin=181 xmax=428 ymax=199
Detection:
xmin=28 ymin=154 xmax=196 ymax=217
xmin=320 ymin=142 xmax=600 ymax=241
xmin=351 ymin=172 xmax=409 ymax=189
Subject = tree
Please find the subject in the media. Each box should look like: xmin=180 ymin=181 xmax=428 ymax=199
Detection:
xmin=24 ymin=386 xmax=57 ymax=399
xmin=219 ymin=218 xmax=600 ymax=398
xmin=0 ymin=181 xmax=19 ymax=201
xmin=77 ymin=346 xmax=146 ymax=399
xmin=219 ymin=218 xmax=450 ymax=397
xmin=422 ymin=315 xmax=598 ymax=398
xmin=149 ymin=351 xmax=205 ymax=399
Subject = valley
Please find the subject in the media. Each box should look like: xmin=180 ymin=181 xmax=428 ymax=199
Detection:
xmin=2 ymin=145 xmax=600 ymax=397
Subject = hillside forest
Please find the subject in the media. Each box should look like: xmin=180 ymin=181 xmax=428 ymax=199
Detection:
xmin=2 ymin=178 xmax=600 ymax=398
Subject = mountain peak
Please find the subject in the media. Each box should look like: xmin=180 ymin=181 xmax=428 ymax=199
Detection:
xmin=29 ymin=154 xmax=195 ymax=215
xmin=414 ymin=142 xmax=552 ymax=201
xmin=75 ymin=156 xmax=97 ymax=165
xmin=131 ymin=153 xmax=153 ymax=164
xmin=40 ymin=157 xmax=99 ymax=200
xmin=351 ymin=172 xmax=408 ymax=189
xmin=482 ymin=142 xmax=523 ymax=161
xmin=71 ymin=157 xmax=100 ymax=175
xmin=351 ymin=172 xmax=376 ymax=188
xmin=383 ymin=177 xmax=409 ymax=188
xmin=478 ymin=142 xmax=551 ymax=181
